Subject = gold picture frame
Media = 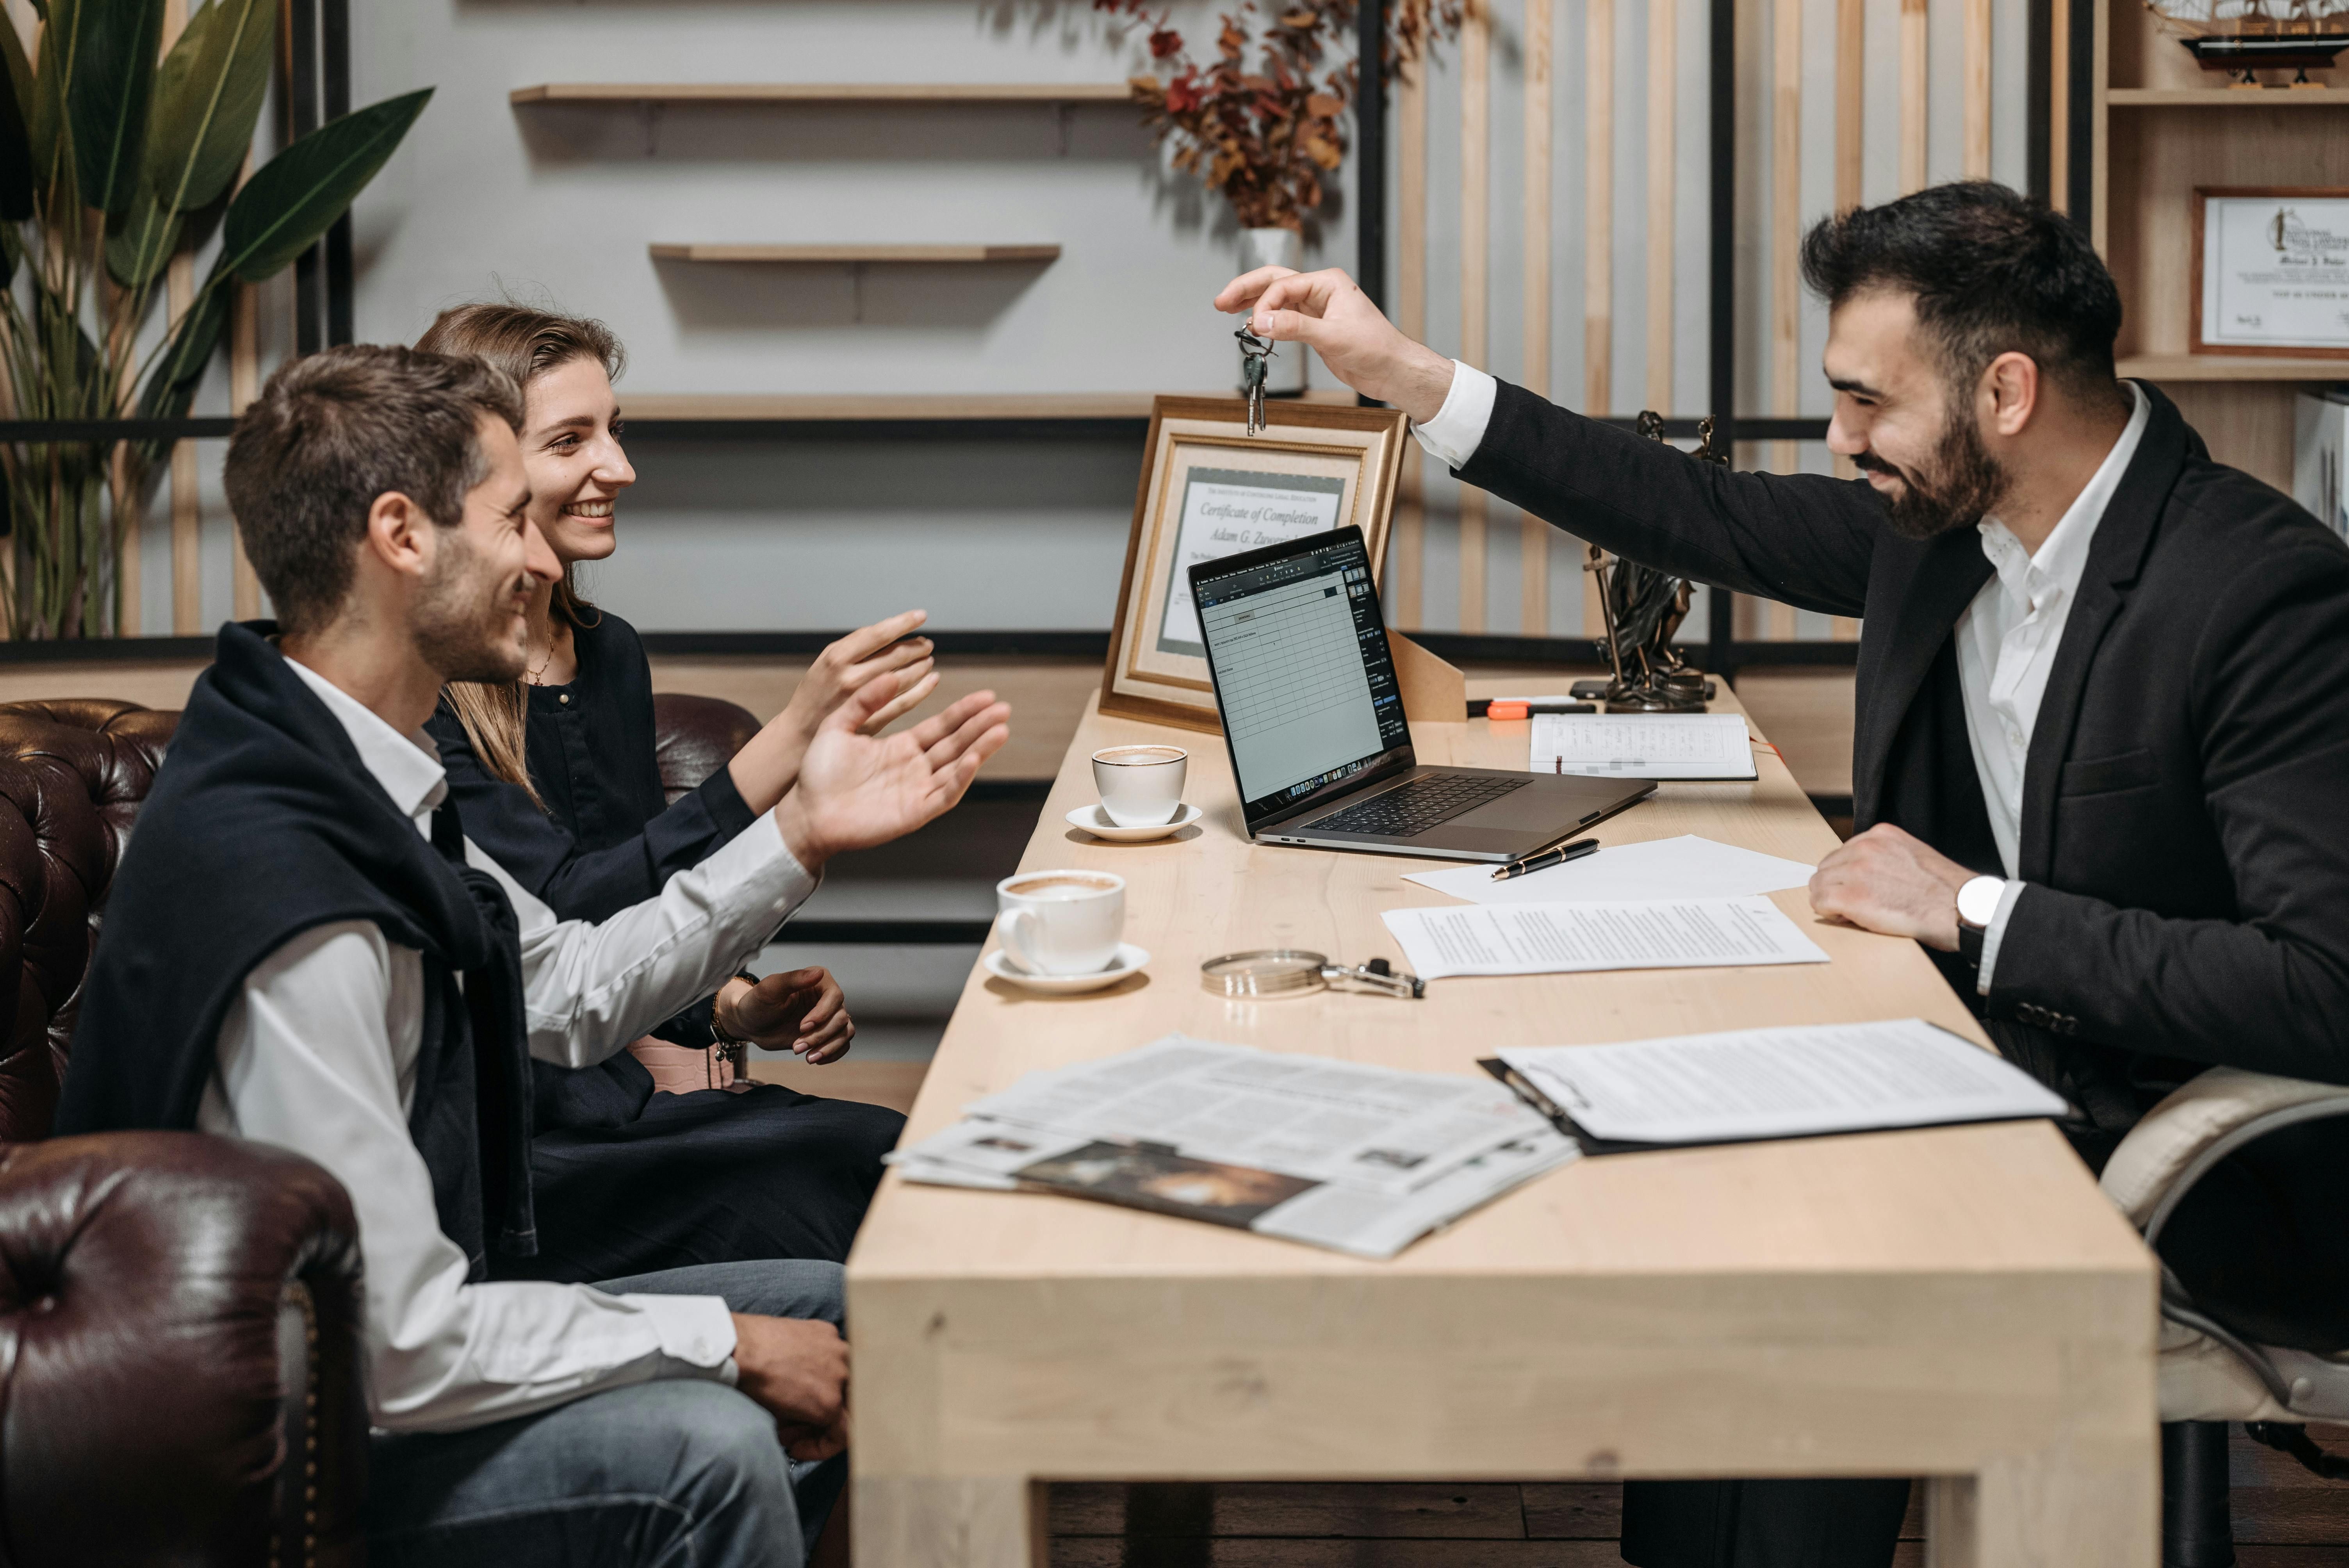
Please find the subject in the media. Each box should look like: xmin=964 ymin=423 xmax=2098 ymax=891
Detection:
xmin=1100 ymin=396 xmax=1410 ymax=732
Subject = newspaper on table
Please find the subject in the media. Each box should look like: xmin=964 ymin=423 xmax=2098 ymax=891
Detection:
xmin=886 ymin=1033 xmax=1580 ymax=1259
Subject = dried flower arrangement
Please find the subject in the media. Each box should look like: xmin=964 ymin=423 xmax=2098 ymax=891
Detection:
xmin=1092 ymin=0 xmax=1466 ymax=232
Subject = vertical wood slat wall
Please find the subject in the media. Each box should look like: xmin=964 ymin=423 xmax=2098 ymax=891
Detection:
xmin=1383 ymin=0 xmax=2001 ymax=649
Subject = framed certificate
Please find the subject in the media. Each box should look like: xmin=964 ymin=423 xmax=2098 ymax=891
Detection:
xmin=1100 ymin=396 xmax=1410 ymax=731
xmin=2193 ymin=187 xmax=2349 ymax=358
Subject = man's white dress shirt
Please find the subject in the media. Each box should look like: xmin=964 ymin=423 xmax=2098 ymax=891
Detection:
xmin=195 ymin=656 xmax=818 ymax=1433
xmin=1413 ymin=364 xmax=2151 ymax=994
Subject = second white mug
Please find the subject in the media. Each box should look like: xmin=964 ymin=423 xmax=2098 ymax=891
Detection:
xmin=1091 ymin=744 xmax=1188 ymax=827
xmin=996 ymin=869 xmax=1126 ymax=975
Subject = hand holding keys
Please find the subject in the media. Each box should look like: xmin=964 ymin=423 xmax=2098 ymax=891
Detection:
xmin=1235 ymin=325 xmax=1274 ymax=436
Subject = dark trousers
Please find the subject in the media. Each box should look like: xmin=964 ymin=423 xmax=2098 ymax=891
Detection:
xmin=1620 ymin=1479 xmax=1911 ymax=1568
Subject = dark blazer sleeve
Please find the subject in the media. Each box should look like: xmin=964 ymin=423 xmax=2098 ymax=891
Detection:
xmin=426 ymin=709 xmax=759 ymax=927
xmin=1456 ymin=378 xmax=1882 ymax=617
xmin=1990 ymin=540 xmax=2349 ymax=1080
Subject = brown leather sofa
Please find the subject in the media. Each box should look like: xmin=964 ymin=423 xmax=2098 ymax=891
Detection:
xmin=0 ymin=699 xmax=369 ymax=1566
xmin=0 ymin=690 xmax=764 ymax=1566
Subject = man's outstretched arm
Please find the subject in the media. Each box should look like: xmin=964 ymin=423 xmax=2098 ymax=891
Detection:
xmin=1215 ymin=265 xmax=1881 ymax=618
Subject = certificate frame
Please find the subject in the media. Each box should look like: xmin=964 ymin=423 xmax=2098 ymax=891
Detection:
xmin=2192 ymin=186 xmax=2349 ymax=359
xmin=1100 ymin=396 xmax=1410 ymax=731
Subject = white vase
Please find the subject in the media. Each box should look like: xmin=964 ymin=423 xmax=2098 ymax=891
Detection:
xmin=1238 ymin=226 xmax=1308 ymax=396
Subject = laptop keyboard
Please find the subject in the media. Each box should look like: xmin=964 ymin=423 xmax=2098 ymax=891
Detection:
xmin=1307 ymin=774 xmax=1529 ymax=838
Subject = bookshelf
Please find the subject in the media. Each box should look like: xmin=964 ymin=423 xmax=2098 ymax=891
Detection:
xmin=2091 ymin=0 xmax=2349 ymax=489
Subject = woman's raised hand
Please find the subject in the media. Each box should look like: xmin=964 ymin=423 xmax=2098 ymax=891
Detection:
xmin=789 ymin=611 xmax=939 ymax=739
xmin=775 ymin=674 xmax=1011 ymax=871
xmin=725 ymin=610 xmax=941 ymax=814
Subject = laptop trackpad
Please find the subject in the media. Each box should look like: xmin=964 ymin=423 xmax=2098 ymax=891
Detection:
xmin=1457 ymin=788 xmax=1597 ymax=831
xmin=1424 ymin=825 xmax=1536 ymax=855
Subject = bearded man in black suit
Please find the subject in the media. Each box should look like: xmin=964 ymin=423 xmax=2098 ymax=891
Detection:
xmin=1217 ymin=181 xmax=2349 ymax=1567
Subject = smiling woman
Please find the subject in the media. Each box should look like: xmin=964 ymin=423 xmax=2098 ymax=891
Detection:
xmin=409 ymin=301 xmax=952 ymax=1283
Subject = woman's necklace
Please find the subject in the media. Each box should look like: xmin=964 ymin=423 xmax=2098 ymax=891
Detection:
xmin=524 ymin=631 xmax=556 ymax=687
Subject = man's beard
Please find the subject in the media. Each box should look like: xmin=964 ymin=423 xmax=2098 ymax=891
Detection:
xmin=413 ymin=528 xmax=530 ymax=684
xmin=1854 ymin=405 xmax=2010 ymax=542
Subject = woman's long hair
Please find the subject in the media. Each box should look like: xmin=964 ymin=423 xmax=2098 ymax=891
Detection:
xmin=415 ymin=303 xmax=625 ymax=805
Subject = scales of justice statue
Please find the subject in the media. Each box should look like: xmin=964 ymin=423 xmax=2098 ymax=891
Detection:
xmin=1571 ymin=411 xmax=1725 ymax=714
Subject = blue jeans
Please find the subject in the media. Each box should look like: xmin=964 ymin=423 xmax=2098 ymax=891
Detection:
xmin=366 ymin=1260 xmax=848 ymax=1568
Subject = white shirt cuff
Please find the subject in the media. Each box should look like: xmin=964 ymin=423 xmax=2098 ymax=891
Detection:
xmin=626 ymin=1291 xmax=741 ymax=1383
xmin=1410 ymin=361 xmax=1498 ymax=470
xmin=1974 ymin=879 xmax=2027 ymax=996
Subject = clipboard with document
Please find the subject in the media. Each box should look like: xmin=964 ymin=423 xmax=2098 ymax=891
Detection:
xmin=1479 ymin=1017 xmax=2072 ymax=1156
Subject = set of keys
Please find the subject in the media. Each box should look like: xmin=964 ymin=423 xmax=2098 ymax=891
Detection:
xmin=1235 ymin=324 xmax=1274 ymax=436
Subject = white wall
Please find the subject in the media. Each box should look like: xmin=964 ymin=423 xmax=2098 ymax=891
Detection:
xmin=102 ymin=0 xmax=2035 ymax=635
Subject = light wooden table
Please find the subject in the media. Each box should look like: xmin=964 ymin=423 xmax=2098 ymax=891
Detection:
xmin=847 ymin=688 xmax=2158 ymax=1567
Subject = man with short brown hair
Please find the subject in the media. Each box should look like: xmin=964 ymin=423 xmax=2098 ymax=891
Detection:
xmin=61 ymin=344 xmax=1013 ymax=1568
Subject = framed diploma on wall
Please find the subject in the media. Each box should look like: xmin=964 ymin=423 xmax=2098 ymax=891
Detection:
xmin=1100 ymin=396 xmax=1410 ymax=731
xmin=2194 ymin=187 xmax=2349 ymax=358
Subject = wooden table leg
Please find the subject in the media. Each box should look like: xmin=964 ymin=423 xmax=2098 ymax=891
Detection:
xmin=853 ymin=1474 xmax=1043 ymax=1568
xmin=1926 ymin=1436 xmax=2159 ymax=1567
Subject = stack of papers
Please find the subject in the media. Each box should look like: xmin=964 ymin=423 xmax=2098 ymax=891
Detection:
xmin=1405 ymin=834 xmax=1814 ymax=907
xmin=888 ymin=1034 xmax=1579 ymax=1258
xmin=1531 ymin=712 xmax=1757 ymax=780
xmin=1382 ymin=896 xmax=1830 ymax=980
xmin=1492 ymin=1017 xmax=2069 ymax=1152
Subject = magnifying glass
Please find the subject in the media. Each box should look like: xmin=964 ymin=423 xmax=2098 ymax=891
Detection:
xmin=1199 ymin=950 xmax=1426 ymax=1000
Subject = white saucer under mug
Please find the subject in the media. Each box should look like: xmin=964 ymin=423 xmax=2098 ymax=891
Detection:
xmin=984 ymin=941 xmax=1150 ymax=994
xmin=1065 ymin=802 xmax=1202 ymax=843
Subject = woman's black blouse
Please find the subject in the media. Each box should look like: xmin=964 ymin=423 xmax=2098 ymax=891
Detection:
xmin=425 ymin=610 xmax=758 ymax=1046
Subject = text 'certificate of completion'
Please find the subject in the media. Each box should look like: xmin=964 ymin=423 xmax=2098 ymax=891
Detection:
xmin=1382 ymin=896 xmax=1829 ymax=980
xmin=1158 ymin=468 xmax=1347 ymax=656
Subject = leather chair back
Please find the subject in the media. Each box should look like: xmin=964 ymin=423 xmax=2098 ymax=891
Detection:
xmin=0 ymin=702 xmax=178 ymax=1145
xmin=651 ymin=692 xmax=762 ymax=805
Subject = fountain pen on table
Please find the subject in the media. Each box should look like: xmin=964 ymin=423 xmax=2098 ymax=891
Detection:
xmin=1490 ymin=837 xmax=1601 ymax=881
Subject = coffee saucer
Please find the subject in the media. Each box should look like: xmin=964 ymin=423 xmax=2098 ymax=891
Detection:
xmin=1064 ymin=803 xmax=1203 ymax=843
xmin=983 ymin=942 xmax=1150 ymax=994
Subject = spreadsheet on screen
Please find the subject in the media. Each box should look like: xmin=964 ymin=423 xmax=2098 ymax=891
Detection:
xmin=1201 ymin=569 xmax=1385 ymax=801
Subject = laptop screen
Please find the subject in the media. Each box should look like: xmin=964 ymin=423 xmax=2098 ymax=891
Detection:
xmin=1190 ymin=526 xmax=1413 ymax=823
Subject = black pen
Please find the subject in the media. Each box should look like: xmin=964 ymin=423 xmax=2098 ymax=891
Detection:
xmin=1490 ymin=836 xmax=1600 ymax=881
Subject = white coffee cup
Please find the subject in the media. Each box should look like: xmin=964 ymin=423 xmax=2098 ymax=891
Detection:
xmin=1091 ymin=744 xmax=1188 ymax=828
xmin=996 ymin=870 xmax=1127 ymax=976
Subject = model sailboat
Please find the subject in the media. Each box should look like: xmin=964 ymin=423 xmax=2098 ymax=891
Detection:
xmin=2148 ymin=0 xmax=2349 ymax=85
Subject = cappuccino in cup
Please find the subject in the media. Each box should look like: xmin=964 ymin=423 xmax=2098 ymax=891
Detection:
xmin=996 ymin=870 xmax=1126 ymax=975
xmin=1091 ymin=745 xmax=1188 ymax=828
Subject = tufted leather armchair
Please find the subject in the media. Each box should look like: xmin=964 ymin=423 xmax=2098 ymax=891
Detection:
xmin=0 ymin=698 xmax=369 ymax=1566
xmin=0 ymin=688 xmax=769 ymax=1563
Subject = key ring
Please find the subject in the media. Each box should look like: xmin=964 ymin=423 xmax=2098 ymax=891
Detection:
xmin=1200 ymin=949 xmax=1426 ymax=1000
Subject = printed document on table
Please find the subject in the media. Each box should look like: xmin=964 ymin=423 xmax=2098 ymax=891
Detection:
xmin=1498 ymin=1018 xmax=2067 ymax=1144
xmin=885 ymin=1034 xmax=1581 ymax=1258
xmin=1405 ymin=834 xmax=1814 ymax=907
xmin=958 ymin=1034 xmax=1551 ymax=1195
xmin=1381 ymin=896 xmax=1829 ymax=980
xmin=1529 ymin=713 xmax=1757 ymax=779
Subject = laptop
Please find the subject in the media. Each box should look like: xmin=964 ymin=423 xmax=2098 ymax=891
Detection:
xmin=1189 ymin=526 xmax=1654 ymax=862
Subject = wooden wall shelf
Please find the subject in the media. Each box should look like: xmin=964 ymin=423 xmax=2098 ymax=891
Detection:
xmin=2120 ymin=354 xmax=2349 ymax=383
xmin=621 ymin=390 xmax=1355 ymax=422
xmin=649 ymin=244 xmax=1061 ymax=265
xmin=511 ymin=82 xmax=1137 ymax=107
xmin=2106 ymin=87 xmax=2349 ymax=107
